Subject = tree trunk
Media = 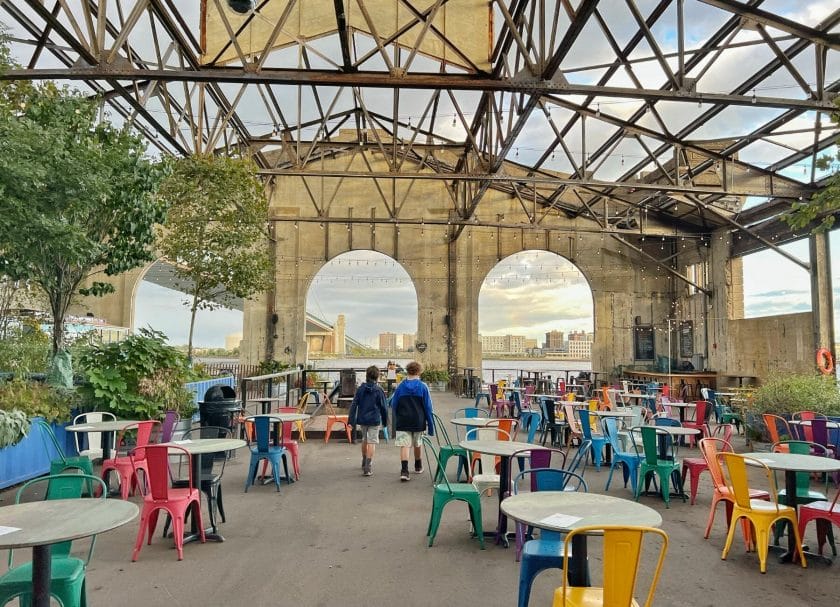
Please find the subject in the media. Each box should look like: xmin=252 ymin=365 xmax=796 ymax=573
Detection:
xmin=187 ymin=292 xmax=199 ymax=361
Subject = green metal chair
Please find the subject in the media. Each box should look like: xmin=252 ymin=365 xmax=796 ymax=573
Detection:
xmin=634 ymin=426 xmax=684 ymax=508
xmin=35 ymin=419 xmax=96 ymax=484
xmin=421 ymin=436 xmax=485 ymax=549
xmin=0 ymin=473 xmax=107 ymax=607
xmin=772 ymin=440 xmax=830 ymax=547
xmin=430 ymin=413 xmax=470 ymax=482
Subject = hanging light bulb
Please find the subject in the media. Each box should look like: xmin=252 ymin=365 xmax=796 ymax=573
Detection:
xmin=595 ymin=103 xmax=601 ymax=117
xmin=751 ymin=89 xmax=756 ymax=104
xmin=620 ymin=155 xmax=625 ymax=166
xmin=227 ymin=0 xmax=254 ymax=13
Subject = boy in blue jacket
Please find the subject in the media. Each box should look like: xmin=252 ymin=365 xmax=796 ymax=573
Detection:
xmin=389 ymin=360 xmax=435 ymax=481
xmin=348 ymin=365 xmax=388 ymax=476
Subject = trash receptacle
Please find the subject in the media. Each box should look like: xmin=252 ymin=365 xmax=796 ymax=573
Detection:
xmin=198 ymin=385 xmax=240 ymax=436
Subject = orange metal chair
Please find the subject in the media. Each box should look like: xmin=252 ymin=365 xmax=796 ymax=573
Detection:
xmin=718 ymin=452 xmax=807 ymax=573
xmin=100 ymin=420 xmax=159 ymax=499
xmin=323 ymin=395 xmax=352 ymax=443
xmin=131 ymin=444 xmax=205 ymax=561
xmin=701 ymin=438 xmax=769 ymax=545
xmin=762 ymin=414 xmax=792 ymax=452
xmin=552 ymin=525 xmax=668 ymax=607
xmin=682 ymin=424 xmax=733 ymax=505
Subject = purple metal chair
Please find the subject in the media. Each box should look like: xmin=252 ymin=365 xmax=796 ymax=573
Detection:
xmin=161 ymin=410 xmax=182 ymax=443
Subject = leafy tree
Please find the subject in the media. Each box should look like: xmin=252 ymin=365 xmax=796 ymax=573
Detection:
xmin=784 ymin=99 xmax=839 ymax=232
xmin=0 ymin=71 xmax=167 ymax=355
xmin=157 ymin=154 xmax=273 ymax=359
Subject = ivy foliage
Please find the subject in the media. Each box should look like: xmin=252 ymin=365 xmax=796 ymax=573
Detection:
xmin=0 ymin=62 xmax=167 ymax=355
xmin=784 ymin=99 xmax=839 ymax=233
xmin=157 ymin=154 xmax=273 ymax=358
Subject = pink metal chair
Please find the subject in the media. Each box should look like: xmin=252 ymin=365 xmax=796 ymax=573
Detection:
xmin=131 ymin=444 xmax=205 ymax=561
xmin=489 ymin=384 xmax=512 ymax=418
xmin=798 ymin=486 xmax=840 ymax=557
xmin=100 ymin=420 xmax=159 ymax=499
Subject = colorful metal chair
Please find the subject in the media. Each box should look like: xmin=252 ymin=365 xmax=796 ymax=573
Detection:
xmin=160 ymin=410 xmax=181 ymax=443
xmin=576 ymin=408 xmax=607 ymax=470
xmin=602 ymin=417 xmax=642 ymax=493
xmin=35 ymin=419 xmax=95 ymax=482
xmin=682 ymin=424 xmax=734 ymax=505
xmin=798 ymin=486 xmax=840 ymax=557
xmin=466 ymin=426 xmax=511 ymax=496
xmin=322 ymin=395 xmax=352 ymax=443
xmin=71 ymin=411 xmax=116 ymax=461
xmin=634 ymin=426 xmax=683 ymax=508
xmin=552 ymin=525 xmax=668 ymax=607
xmin=718 ymin=452 xmax=806 ymax=573
xmin=421 ymin=437 xmax=484 ymax=549
xmin=514 ymin=468 xmax=587 ymax=607
xmin=430 ymin=412 xmax=470 ymax=482
xmin=489 ymin=383 xmax=512 ymax=418
xmin=131 ymin=444 xmax=205 ymax=561
xmin=771 ymin=440 xmax=829 ymax=546
xmin=683 ymin=400 xmax=711 ymax=447
xmin=244 ymin=416 xmax=292 ymax=492
xmin=762 ymin=414 xmax=793 ymax=451
xmin=0 ymin=474 xmax=107 ymax=607
xmin=100 ymin=420 xmax=159 ymax=499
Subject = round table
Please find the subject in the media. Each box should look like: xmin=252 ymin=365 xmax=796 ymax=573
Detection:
xmin=591 ymin=410 xmax=634 ymax=418
xmin=458 ymin=439 xmax=536 ymax=546
xmin=248 ymin=397 xmax=283 ymax=415
xmin=450 ymin=417 xmax=493 ymax=428
xmin=742 ymin=452 xmax=840 ymax=563
xmin=65 ymin=419 xmax=144 ymax=460
xmin=501 ymin=492 xmax=662 ymax=586
xmin=664 ymin=401 xmax=695 ymax=423
xmin=162 ymin=438 xmax=247 ymax=541
xmin=0 ymin=499 xmax=138 ymax=607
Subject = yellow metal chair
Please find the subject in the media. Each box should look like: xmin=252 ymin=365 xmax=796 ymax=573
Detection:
xmin=294 ymin=392 xmax=310 ymax=442
xmin=552 ymin=525 xmax=668 ymax=607
xmin=717 ymin=452 xmax=807 ymax=573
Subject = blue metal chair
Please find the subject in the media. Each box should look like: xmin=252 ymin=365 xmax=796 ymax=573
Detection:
xmin=566 ymin=439 xmax=590 ymax=478
xmin=577 ymin=408 xmax=608 ymax=470
xmin=519 ymin=410 xmax=542 ymax=443
xmin=602 ymin=417 xmax=643 ymax=492
xmin=513 ymin=468 xmax=588 ymax=607
xmin=244 ymin=416 xmax=292 ymax=492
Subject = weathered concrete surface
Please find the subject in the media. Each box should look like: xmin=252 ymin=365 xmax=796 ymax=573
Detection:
xmin=3 ymin=392 xmax=837 ymax=606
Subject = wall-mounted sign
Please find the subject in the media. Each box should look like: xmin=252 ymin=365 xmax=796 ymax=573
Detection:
xmin=415 ymin=342 xmax=427 ymax=353
xmin=634 ymin=326 xmax=655 ymax=361
xmin=679 ymin=321 xmax=694 ymax=359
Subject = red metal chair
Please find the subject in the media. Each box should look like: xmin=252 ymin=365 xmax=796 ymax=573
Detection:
xmin=791 ymin=411 xmax=817 ymax=442
xmin=100 ymin=420 xmax=159 ymax=499
xmin=682 ymin=424 xmax=734 ymax=505
xmin=798 ymin=486 xmax=840 ymax=557
xmin=275 ymin=406 xmax=301 ymax=480
xmin=683 ymin=400 xmax=711 ymax=447
xmin=131 ymin=444 xmax=205 ymax=561
xmin=489 ymin=384 xmax=512 ymax=418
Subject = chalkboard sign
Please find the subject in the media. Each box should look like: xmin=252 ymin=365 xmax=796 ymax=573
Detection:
xmin=679 ymin=321 xmax=694 ymax=358
xmin=634 ymin=326 xmax=655 ymax=361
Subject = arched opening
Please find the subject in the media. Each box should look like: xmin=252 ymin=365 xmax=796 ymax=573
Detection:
xmin=134 ymin=261 xmax=243 ymax=353
xmin=478 ymin=250 xmax=594 ymax=382
xmin=305 ymin=251 xmax=418 ymax=361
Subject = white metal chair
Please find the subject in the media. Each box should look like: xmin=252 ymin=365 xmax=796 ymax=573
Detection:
xmin=72 ymin=411 xmax=116 ymax=460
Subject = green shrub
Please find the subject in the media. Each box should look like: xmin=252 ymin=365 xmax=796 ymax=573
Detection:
xmin=0 ymin=379 xmax=77 ymax=422
xmin=0 ymin=319 xmax=50 ymax=375
xmin=78 ymin=328 xmax=194 ymax=419
xmin=748 ymin=373 xmax=840 ymax=417
xmin=420 ymin=367 xmax=450 ymax=384
xmin=0 ymin=409 xmax=30 ymax=448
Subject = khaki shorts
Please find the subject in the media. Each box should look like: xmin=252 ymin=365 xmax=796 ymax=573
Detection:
xmin=359 ymin=425 xmax=380 ymax=444
xmin=394 ymin=430 xmax=424 ymax=448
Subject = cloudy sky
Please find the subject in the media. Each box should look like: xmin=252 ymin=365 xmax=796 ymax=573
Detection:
xmin=135 ymin=231 xmax=840 ymax=348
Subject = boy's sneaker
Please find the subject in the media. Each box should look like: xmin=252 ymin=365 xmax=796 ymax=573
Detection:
xmin=400 ymin=470 xmax=410 ymax=481
xmin=413 ymin=465 xmax=424 ymax=474
xmin=363 ymin=463 xmax=372 ymax=477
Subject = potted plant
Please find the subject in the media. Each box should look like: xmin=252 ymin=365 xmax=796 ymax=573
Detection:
xmin=420 ymin=367 xmax=451 ymax=392
xmin=78 ymin=328 xmax=197 ymax=422
xmin=0 ymin=409 xmax=29 ymax=449
xmin=743 ymin=373 xmax=840 ymax=442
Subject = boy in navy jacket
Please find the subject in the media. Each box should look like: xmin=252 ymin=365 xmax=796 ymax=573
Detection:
xmin=348 ymin=365 xmax=388 ymax=476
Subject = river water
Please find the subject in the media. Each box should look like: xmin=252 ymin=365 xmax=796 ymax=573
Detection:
xmin=307 ymin=357 xmax=592 ymax=383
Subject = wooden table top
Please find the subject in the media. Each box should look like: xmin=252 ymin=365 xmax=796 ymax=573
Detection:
xmin=0 ymin=499 xmax=138 ymax=549
xmin=501 ymin=492 xmax=662 ymax=532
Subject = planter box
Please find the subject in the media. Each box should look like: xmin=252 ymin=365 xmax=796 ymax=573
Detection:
xmin=0 ymin=419 xmax=76 ymax=490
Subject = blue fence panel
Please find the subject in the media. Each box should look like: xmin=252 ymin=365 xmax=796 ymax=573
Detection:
xmin=0 ymin=419 xmax=72 ymax=490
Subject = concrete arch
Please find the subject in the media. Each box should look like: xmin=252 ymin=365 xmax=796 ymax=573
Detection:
xmin=476 ymin=250 xmax=595 ymax=353
xmin=304 ymin=250 xmax=419 ymax=355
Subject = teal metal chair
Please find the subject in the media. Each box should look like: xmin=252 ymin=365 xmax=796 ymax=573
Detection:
xmin=772 ymin=440 xmax=829 ymax=546
xmin=421 ymin=436 xmax=484 ymax=549
xmin=430 ymin=413 xmax=470 ymax=482
xmin=0 ymin=473 xmax=107 ymax=607
xmin=35 ymin=419 xmax=95 ymax=483
xmin=603 ymin=417 xmax=643 ymax=492
xmin=244 ymin=416 xmax=292 ymax=492
xmin=634 ymin=426 xmax=684 ymax=508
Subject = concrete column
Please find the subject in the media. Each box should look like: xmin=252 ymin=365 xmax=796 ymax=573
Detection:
xmin=810 ymin=231 xmax=836 ymax=360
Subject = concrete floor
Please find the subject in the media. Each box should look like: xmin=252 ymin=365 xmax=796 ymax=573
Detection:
xmin=5 ymin=392 xmax=840 ymax=606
